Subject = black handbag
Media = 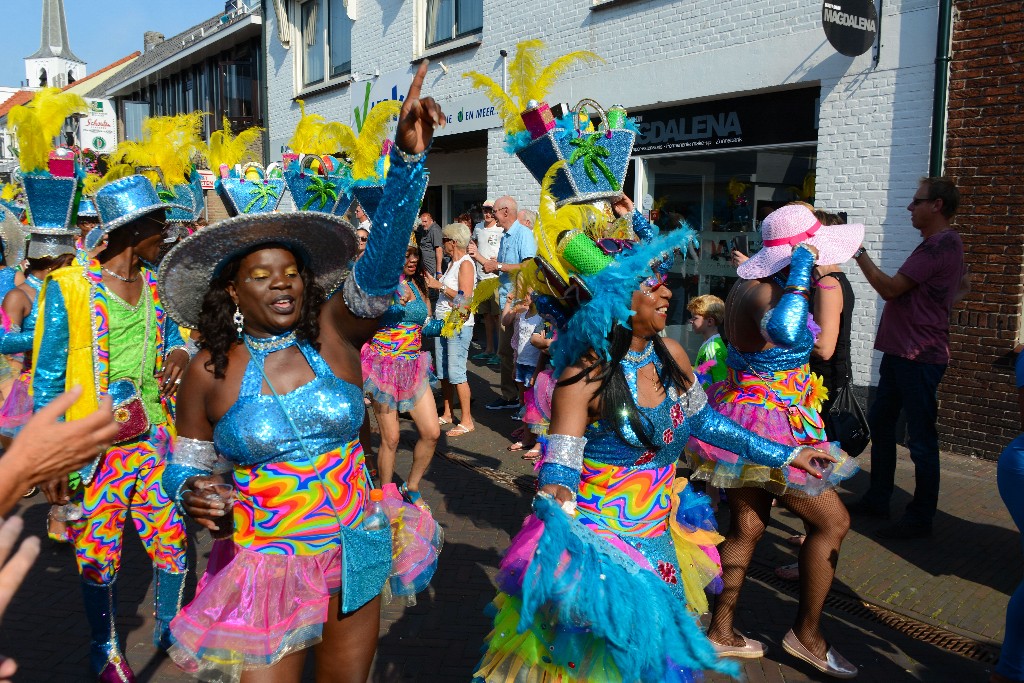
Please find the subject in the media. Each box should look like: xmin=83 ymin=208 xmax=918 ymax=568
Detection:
xmin=824 ymin=380 xmax=871 ymax=457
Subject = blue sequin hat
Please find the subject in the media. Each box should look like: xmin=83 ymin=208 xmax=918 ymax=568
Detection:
xmin=158 ymin=211 xmax=356 ymax=329
xmin=21 ymin=171 xmax=81 ymax=236
xmin=514 ymin=99 xmax=636 ymax=208
xmin=283 ymin=155 xmax=352 ymax=215
xmin=85 ymin=175 xmax=190 ymax=250
xmin=218 ymin=163 xmax=287 ymax=216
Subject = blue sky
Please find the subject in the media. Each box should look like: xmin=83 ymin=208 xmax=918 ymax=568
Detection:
xmin=2 ymin=1 xmax=227 ymax=87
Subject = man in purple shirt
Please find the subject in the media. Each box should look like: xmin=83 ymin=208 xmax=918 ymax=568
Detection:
xmin=849 ymin=177 xmax=966 ymax=539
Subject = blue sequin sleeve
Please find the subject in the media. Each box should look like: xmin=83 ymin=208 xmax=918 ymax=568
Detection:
xmin=163 ymin=317 xmax=186 ymax=356
xmin=681 ymin=382 xmax=796 ymax=468
xmin=32 ymin=279 xmax=69 ymax=413
xmin=762 ymin=245 xmax=815 ymax=348
xmin=0 ymin=325 xmax=33 ymax=354
xmin=537 ymin=434 xmax=587 ymax=493
xmin=631 ymin=210 xmax=656 ymax=242
xmin=538 ymin=463 xmax=582 ymax=492
xmin=348 ymin=146 xmax=429 ymax=311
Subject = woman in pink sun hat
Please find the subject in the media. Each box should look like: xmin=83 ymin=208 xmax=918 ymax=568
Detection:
xmin=688 ymin=202 xmax=864 ymax=678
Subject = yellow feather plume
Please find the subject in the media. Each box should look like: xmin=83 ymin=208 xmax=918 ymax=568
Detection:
xmin=0 ymin=184 xmax=17 ymax=202
xmin=81 ymin=165 xmax=135 ymax=196
xmin=349 ymin=100 xmax=401 ymax=180
xmin=7 ymin=88 xmax=88 ymax=173
xmin=207 ymin=116 xmax=264 ymax=173
xmin=460 ymin=71 xmax=522 ymax=134
xmin=110 ymin=112 xmax=208 ymax=186
xmin=288 ymin=100 xmax=345 ymax=156
xmin=469 ymin=277 xmax=502 ymax=313
xmin=463 ymin=40 xmax=603 ymax=136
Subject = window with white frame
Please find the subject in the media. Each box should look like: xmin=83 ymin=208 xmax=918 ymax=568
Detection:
xmin=298 ymin=0 xmax=353 ymax=90
xmin=424 ymin=0 xmax=482 ymax=48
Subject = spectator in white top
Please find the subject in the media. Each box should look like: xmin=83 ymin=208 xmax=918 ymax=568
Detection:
xmin=354 ymin=202 xmax=371 ymax=232
xmin=468 ymin=199 xmax=502 ymax=362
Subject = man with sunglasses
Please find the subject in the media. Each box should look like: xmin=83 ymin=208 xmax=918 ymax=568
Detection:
xmin=481 ymin=195 xmax=536 ymax=410
xmin=849 ymin=176 xmax=966 ymax=540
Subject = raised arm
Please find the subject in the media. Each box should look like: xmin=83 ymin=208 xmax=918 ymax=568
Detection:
xmin=327 ymin=61 xmax=441 ymax=343
xmin=762 ymin=244 xmax=816 ymax=348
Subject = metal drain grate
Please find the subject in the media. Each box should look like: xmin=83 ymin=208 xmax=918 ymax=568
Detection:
xmin=746 ymin=564 xmax=1001 ymax=664
xmin=438 ymin=447 xmax=1001 ymax=665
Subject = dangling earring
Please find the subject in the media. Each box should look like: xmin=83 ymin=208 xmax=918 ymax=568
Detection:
xmin=233 ymin=306 xmax=244 ymax=339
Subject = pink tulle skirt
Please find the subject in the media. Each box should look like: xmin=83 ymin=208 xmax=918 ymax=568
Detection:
xmin=361 ymin=324 xmax=433 ymax=412
xmin=0 ymin=372 xmax=32 ymax=436
xmin=522 ymin=367 xmax=554 ymax=435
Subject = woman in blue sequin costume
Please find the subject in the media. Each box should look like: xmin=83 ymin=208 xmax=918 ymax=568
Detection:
xmin=360 ymin=246 xmax=439 ymax=507
xmin=688 ymin=204 xmax=863 ymax=678
xmin=159 ymin=64 xmax=442 ymax=683
xmin=473 ymin=191 xmax=835 ymax=682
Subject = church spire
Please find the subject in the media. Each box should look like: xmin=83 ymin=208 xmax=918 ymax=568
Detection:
xmin=25 ymin=0 xmax=84 ymax=63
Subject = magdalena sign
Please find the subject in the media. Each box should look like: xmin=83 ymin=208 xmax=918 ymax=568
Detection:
xmin=822 ymin=0 xmax=878 ymax=57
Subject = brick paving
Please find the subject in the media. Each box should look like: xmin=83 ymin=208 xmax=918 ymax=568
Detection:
xmin=0 ymin=359 xmax=1013 ymax=681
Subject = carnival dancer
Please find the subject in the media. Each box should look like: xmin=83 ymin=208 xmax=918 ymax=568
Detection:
xmin=158 ymin=62 xmax=442 ymax=683
xmin=360 ymin=246 xmax=440 ymax=506
xmin=688 ymin=204 xmax=863 ymax=678
xmin=472 ymin=178 xmax=837 ymax=682
xmin=33 ymin=175 xmax=194 ymax=681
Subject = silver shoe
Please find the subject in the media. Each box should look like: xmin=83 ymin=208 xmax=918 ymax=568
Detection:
xmin=782 ymin=629 xmax=858 ymax=678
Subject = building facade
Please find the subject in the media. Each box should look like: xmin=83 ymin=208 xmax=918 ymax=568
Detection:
xmin=263 ymin=0 xmax=941 ymax=386
xmin=938 ymin=0 xmax=1024 ymax=459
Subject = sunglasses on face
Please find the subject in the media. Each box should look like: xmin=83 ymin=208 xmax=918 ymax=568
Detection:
xmin=910 ymin=197 xmax=933 ymax=206
xmin=357 ymin=236 xmax=368 ymax=243
xmin=595 ymin=238 xmax=636 ymax=256
xmin=640 ymin=271 xmax=669 ymax=292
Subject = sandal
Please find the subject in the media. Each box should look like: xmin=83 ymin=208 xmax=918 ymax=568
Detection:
xmin=506 ymin=441 xmax=527 ymax=452
xmin=438 ymin=417 xmax=452 ymax=427
xmin=787 ymin=534 xmax=806 ymax=547
xmin=774 ymin=562 xmax=800 ymax=581
xmin=399 ymin=483 xmax=430 ymax=511
xmin=781 ymin=629 xmax=857 ymax=678
xmin=521 ymin=446 xmax=542 ymax=461
xmin=447 ymin=424 xmax=475 ymax=437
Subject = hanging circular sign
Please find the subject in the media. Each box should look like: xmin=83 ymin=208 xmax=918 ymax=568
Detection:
xmin=822 ymin=0 xmax=878 ymax=57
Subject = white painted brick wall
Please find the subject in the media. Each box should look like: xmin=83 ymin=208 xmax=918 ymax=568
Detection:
xmin=264 ymin=0 xmax=939 ymax=386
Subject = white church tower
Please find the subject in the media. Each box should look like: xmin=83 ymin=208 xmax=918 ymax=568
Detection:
xmin=24 ymin=0 xmax=86 ymax=89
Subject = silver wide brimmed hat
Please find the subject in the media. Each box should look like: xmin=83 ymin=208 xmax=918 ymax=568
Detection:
xmin=158 ymin=212 xmax=357 ymax=329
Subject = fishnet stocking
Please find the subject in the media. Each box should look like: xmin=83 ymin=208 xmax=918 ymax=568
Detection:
xmin=707 ymin=486 xmax=850 ymax=659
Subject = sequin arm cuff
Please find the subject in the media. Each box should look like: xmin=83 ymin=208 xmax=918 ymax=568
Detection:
xmin=163 ymin=437 xmax=232 ymax=508
xmin=762 ymin=245 xmax=815 ymax=348
xmin=0 ymin=325 xmax=32 ymax=354
xmin=352 ymin=145 xmax=430 ymax=301
xmin=537 ymin=434 xmax=587 ymax=493
xmin=686 ymin=396 xmax=794 ymax=469
xmin=631 ymin=210 xmax=656 ymax=242
xmin=342 ymin=277 xmax=392 ymax=319
xmin=31 ymin=278 xmax=69 ymax=414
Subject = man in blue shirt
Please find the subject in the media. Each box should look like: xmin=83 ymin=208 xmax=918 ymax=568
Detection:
xmin=480 ymin=195 xmax=536 ymax=409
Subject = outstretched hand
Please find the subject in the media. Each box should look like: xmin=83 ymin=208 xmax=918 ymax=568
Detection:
xmin=396 ymin=61 xmax=445 ymax=155
xmin=0 ymin=517 xmax=40 ymax=682
xmin=789 ymin=446 xmax=839 ymax=479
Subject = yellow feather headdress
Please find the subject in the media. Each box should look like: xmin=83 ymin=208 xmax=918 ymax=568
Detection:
xmin=287 ymin=100 xmax=401 ymax=181
xmin=207 ymin=116 xmax=264 ymax=173
xmin=109 ymin=112 xmax=208 ymax=186
xmin=7 ymin=88 xmax=88 ymax=173
xmin=462 ymin=40 xmax=603 ymax=135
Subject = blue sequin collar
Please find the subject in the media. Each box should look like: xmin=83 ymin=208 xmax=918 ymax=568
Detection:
xmin=26 ymin=274 xmax=43 ymax=292
xmin=244 ymin=330 xmax=298 ymax=358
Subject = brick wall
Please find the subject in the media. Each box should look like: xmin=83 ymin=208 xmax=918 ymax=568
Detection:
xmin=938 ymin=0 xmax=1024 ymax=458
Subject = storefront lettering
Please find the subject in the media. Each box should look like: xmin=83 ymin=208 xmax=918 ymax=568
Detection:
xmin=636 ymin=112 xmax=741 ymax=145
xmin=823 ymin=3 xmax=876 ymax=32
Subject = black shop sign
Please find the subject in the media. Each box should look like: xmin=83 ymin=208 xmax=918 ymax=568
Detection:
xmin=822 ymin=0 xmax=878 ymax=57
xmin=631 ymin=88 xmax=818 ymax=156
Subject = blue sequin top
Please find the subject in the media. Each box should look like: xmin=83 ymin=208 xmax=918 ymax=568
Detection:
xmin=0 ymin=268 xmax=16 ymax=302
xmin=0 ymin=275 xmax=42 ymax=355
xmin=213 ymin=336 xmax=363 ymax=466
xmin=583 ymin=352 xmax=690 ymax=468
xmin=378 ymin=281 xmax=428 ymax=329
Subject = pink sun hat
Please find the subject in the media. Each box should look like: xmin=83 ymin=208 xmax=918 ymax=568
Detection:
xmin=736 ymin=204 xmax=865 ymax=280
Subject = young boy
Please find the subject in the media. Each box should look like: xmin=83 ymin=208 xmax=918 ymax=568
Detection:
xmin=688 ymin=294 xmax=727 ymax=388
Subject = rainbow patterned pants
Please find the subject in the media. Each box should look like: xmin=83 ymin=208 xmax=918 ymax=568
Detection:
xmin=68 ymin=424 xmax=187 ymax=584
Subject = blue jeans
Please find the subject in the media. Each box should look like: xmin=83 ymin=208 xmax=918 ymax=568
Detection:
xmin=998 ymin=435 xmax=1024 ymax=679
xmin=864 ymin=353 xmax=946 ymax=525
xmin=435 ymin=325 xmax=472 ymax=384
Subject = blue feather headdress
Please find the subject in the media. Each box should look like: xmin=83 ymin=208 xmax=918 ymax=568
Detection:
xmin=522 ymin=162 xmax=696 ymax=377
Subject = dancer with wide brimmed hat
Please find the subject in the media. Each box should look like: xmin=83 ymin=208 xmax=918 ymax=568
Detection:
xmin=158 ymin=62 xmax=443 ymax=683
xmin=688 ymin=203 xmax=863 ymax=678
xmin=31 ymin=163 xmax=194 ymax=680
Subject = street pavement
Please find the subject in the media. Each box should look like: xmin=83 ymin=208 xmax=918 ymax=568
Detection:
xmin=0 ymin=359 xmax=1014 ymax=682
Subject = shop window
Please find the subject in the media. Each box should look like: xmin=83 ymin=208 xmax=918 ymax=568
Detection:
xmin=424 ymin=0 xmax=482 ymax=49
xmin=297 ymin=0 xmax=353 ymax=92
xmin=638 ymin=147 xmax=816 ymax=358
